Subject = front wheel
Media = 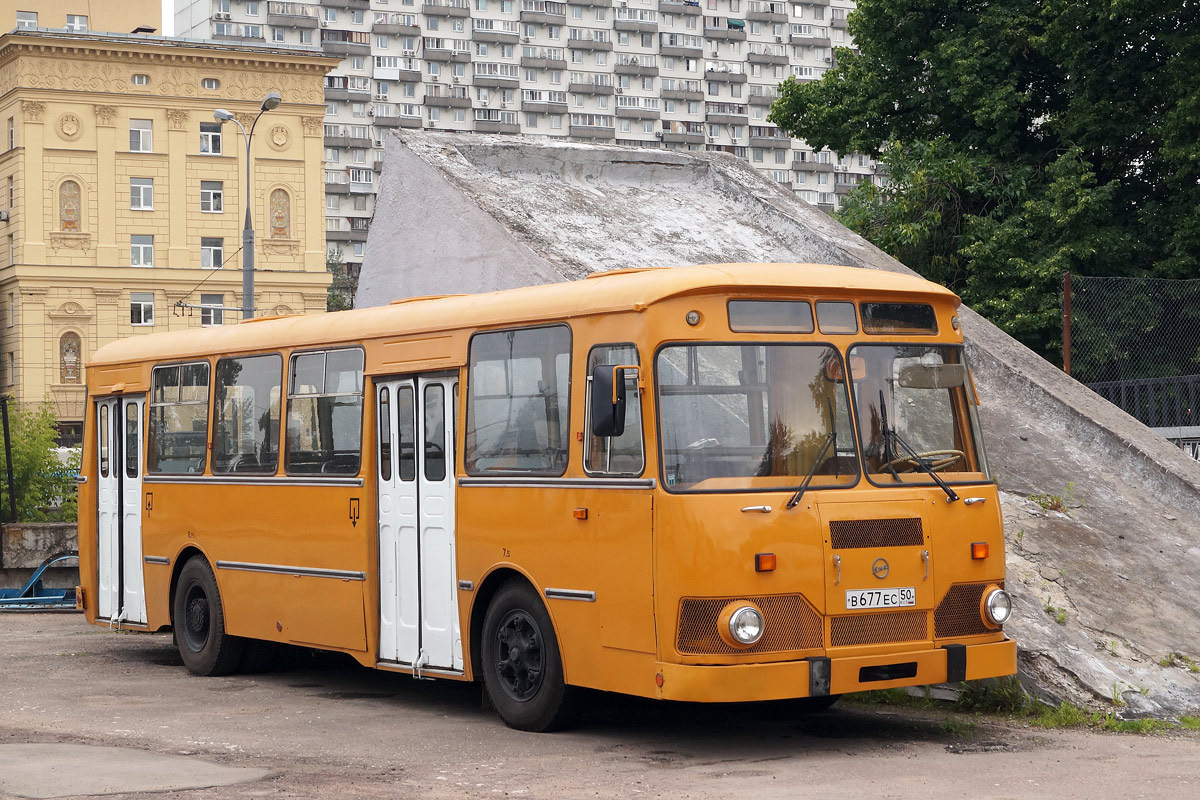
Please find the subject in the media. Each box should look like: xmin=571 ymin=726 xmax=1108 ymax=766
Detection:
xmin=172 ymin=557 xmax=244 ymax=676
xmin=481 ymin=580 xmax=575 ymax=732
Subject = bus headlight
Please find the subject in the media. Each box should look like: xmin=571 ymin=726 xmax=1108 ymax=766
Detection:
xmin=981 ymin=588 xmax=1012 ymax=627
xmin=718 ymin=602 xmax=765 ymax=648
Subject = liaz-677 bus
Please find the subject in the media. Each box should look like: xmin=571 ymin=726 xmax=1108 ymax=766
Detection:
xmin=78 ymin=263 xmax=1015 ymax=731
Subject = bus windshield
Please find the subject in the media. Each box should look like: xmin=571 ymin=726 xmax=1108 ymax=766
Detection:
xmin=849 ymin=344 xmax=989 ymax=483
xmin=657 ymin=343 xmax=858 ymax=492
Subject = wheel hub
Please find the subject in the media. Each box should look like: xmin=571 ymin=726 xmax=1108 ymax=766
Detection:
xmin=495 ymin=610 xmax=544 ymax=701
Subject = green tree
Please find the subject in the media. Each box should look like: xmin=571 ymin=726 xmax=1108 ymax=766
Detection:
xmin=0 ymin=403 xmax=79 ymax=522
xmin=326 ymin=248 xmax=358 ymax=312
xmin=769 ymin=0 xmax=1200 ymax=361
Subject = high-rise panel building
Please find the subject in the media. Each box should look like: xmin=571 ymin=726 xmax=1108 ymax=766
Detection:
xmin=176 ymin=0 xmax=873 ymax=280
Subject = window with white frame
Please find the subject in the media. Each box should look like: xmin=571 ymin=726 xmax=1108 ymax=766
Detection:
xmin=201 ymin=293 xmax=224 ymax=326
xmin=129 ymin=119 xmax=152 ymax=152
xmin=65 ymin=14 xmax=88 ymax=31
xmin=200 ymin=122 xmax=221 ymax=154
xmin=15 ymin=11 xmax=36 ymax=29
xmin=200 ymin=181 xmax=223 ymax=213
xmin=130 ymin=178 xmax=154 ymax=210
xmin=131 ymin=235 xmax=154 ymax=267
xmin=131 ymin=292 xmax=154 ymax=326
xmin=201 ymin=237 xmax=223 ymax=269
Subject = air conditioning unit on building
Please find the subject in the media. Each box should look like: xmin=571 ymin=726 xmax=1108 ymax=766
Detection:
xmin=452 ymin=76 xmax=460 ymax=83
xmin=521 ymin=36 xmax=531 ymax=43
xmin=615 ymin=87 xmax=623 ymax=94
xmin=428 ymin=120 xmax=437 ymax=127
xmin=374 ymin=92 xmax=387 ymax=100
xmin=368 ymin=106 xmax=375 ymax=116
xmin=825 ymin=57 xmax=832 ymax=62
xmin=402 ymin=49 xmax=416 ymax=57
xmin=214 ymin=11 xmax=231 ymax=21
xmin=707 ymin=135 xmax=716 ymax=143
xmin=320 ymin=19 xmax=328 ymax=27
xmin=775 ymin=36 xmax=783 ymax=43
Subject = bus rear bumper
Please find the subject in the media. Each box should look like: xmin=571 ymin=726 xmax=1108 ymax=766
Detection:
xmin=654 ymin=638 xmax=1017 ymax=703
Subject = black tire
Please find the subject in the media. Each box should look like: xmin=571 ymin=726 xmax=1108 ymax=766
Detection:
xmin=481 ymin=580 xmax=575 ymax=732
xmin=172 ymin=557 xmax=244 ymax=676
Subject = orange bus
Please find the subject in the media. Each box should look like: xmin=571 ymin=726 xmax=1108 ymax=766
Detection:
xmin=78 ymin=263 xmax=1016 ymax=731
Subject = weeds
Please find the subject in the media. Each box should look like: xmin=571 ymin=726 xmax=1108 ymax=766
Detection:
xmin=1110 ymin=683 xmax=1127 ymax=707
xmin=1180 ymin=716 xmax=1200 ymax=730
xmin=1160 ymin=652 xmax=1200 ymax=673
xmin=1030 ymin=493 xmax=1066 ymax=512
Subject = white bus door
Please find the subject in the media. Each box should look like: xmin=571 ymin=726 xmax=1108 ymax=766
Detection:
xmin=95 ymin=395 xmax=147 ymax=625
xmin=376 ymin=375 xmax=461 ymax=672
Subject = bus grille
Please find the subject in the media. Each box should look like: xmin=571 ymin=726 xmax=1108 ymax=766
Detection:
xmin=934 ymin=581 xmax=1002 ymax=638
xmin=676 ymin=594 xmax=822 ymax=655
xmin=830 ymin=610 xmax=928 ymax=647
xmin=829 ymin=518 xmax=924 ymax=549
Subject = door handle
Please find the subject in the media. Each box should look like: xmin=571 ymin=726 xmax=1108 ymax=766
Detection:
xmin=833 ymin=554 xmax=841 ymax=585
xmin=921 ymin=549 xmax=930 ymax=580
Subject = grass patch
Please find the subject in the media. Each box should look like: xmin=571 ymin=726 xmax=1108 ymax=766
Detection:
xmin=1180 ymin=716 xmax=1200 ymax=730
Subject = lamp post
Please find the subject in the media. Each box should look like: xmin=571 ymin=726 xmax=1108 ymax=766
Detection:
xmin=214 ymin=91 xmax=282 ymax=321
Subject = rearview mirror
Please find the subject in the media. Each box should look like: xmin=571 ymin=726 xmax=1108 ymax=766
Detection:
xmin=897 ymin=363 xmax=967 ymax=389
xmin=590 ymin=364 xmax=637 ymax=437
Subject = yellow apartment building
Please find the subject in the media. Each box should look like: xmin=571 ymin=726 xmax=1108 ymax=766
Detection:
xmin=0 ymin=29 xmax=336 ymax=442
xmin=0 ymin=1 xmax=161 ymax=35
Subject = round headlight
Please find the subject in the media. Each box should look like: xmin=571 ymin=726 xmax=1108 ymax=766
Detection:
xmin=983 ymin=588 xmax=1012 ymax=627
xmin=728 ymin=606 xmax=764 ymax=646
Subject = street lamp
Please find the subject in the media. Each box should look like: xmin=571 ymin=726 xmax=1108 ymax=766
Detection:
xmin=214 ymin=91 xmax=282 ymax=321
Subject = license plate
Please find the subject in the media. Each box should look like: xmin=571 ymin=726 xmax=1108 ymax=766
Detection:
xmin=845 ymin=587 xmax=916 ymax=610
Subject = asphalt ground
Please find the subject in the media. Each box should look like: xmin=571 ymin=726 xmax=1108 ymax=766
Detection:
xmin=3 ymin=614 xmax=1200 ymax=799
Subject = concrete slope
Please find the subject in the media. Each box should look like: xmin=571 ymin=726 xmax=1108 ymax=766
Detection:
xmin=360 ymin=131 xmax=1200 ymax=716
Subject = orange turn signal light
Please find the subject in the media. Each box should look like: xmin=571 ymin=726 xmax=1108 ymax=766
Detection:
xmin=755 ymin=553 xmax=777 ymax=572
xmin=573 ymin=508 xmax=588 ymax=520
xmin=971 ymin=541 xmax=989 ymax=560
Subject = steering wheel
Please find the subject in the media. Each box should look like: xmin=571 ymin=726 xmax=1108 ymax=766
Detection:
xmin=886 ymin=449 xmax=965 ymax=473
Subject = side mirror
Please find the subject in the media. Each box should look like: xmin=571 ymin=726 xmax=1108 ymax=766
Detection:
xmin=590 ymin=364 xmax=637 ymax=437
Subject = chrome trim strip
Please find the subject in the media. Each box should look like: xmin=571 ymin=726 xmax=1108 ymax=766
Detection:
xmin=544 ymin=587 xmax=596 ymax=602
xmin=144 ymin=556 xmax=171 ymax=566
xmin=457 ymin=580 xmax=474 ymax=591
xmin=144 ymin=476 xmax=364 ymax=488
xmin=458 ymin=477 xmax=655 ymax=490
xmin=76 ymin=475 xmax=88 ymax=485
xmin=215 ymin=560 xmax=366 ymax=581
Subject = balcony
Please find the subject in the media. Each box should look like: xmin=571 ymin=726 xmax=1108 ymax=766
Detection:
xmin=568 ymin=81 xmax=615 ymax=95
xmin=425 ymin=94 xmax=472 ymax=108
xmin=267 ymin=3 xmax=319 ymax=28
xmin=475 ymin=120 xmax=521 ymax=134
xmin=747 ymin=51 xmax=789 ymax=66
xmin=322 ymin=39 xmax=371 ymax=56
xmin=660 ymin=43 xmax=702 ymax=58
xmin=662 ymin=88 xmax=703 ymax=101
xmin=474 ymin=29 xmax=520 ymax=44
xmin=567 ymin=37 xmax=613 ymax=52
xmin=326 ymin=228 xmax=369 ymax=243
xmin=661 ymin=131 xmax=704 ymax=144
xmin=520 ymin=54 xmax=568 ymax=69
xmin=616 ymin=106 xmax=661 ymax=120
xmin=749 ymin=134 xmax=790 ymax=148
xmin=569 ymin=125 xmax=615 ymax=140
xmin=614 ymin=20 xmax=657 ymax=34
xmin=659 ymin=1 xmax=702 ymax=17
xmin=373 ymin=114 xmax=420 ymax=128
xmin=790 ymin=33 xmax=832 ymax=48
xmin=322 ymin=0 xmax=370 ymax=8
xmin=423 ymin=47 xmax=472 ymax=63
xmin=521 ymin=99 xmax=568 ymax=113
xmin=615 ymin=61 xmax=658 ymax=77
xmin=372 ymin=22 xmax=420 ymax=35
xmin=747 ymin=90 xmax=780 ymax=106
xmin=832 ymin=18 xmax=848 ymax=30
xmin=422 ymin=0 xmax=471 ymax=17
xmin=473 ymin=74 xmax=520 ymax=88
xmin=746 ymin=2 xmax=788 ymax=23
xmin=795 ymin=160 xmax=837 ymax=173
xmin=704 ymin=26 xmax=747 ymax=42
xmin=704 ymin=68 xmax=747 ymax=83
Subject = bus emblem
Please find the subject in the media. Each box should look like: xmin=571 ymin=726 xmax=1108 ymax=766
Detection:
xmin=872 ymin=558 xmax=890 ymax=579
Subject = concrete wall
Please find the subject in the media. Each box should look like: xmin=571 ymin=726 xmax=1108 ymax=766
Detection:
xmin=1 ymin=522 xmax=78 ymax=590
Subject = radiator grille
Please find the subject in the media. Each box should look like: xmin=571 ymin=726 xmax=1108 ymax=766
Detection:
xmin=676 ymin=594 xmax=823 ymax=655
xmin=829 ymin=610 xmax=929 ymax=647
xmin=934 ymin=581 xmax=1002 ymax=638
xmin=829 ymin=518 xmax=924 ymax=549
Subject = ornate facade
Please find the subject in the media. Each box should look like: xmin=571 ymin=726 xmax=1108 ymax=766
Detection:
xmin=0 ymin=29 xmax=337 ymax=441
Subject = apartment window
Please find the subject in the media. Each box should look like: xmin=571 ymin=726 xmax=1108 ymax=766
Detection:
xmin=353 ymin=195 xmax=369 ymax=211
xmin=6 ymin=292 xmax=13 ymax=327
xmin=201 ymin=237 xmax=224 ymax=269
xmin=15 ymin=11 xmax=36 ymax=29
xmin=353 ymin=10 xmax=365 ymax=23
xmin=131 ymin=292 xmax=154 ymax=326
xmin=354 ymin=242 xmax=364 ymax=258
xmin=131 ymin=235 xmax=154 ymax=267
xmin=200 ymin=181 xmax=224 ymax=213
xmin=201 ymin=294 xmax=224 ymax=326
xmin=273 ymin=28 xmax=285 ymax=42
xmin=246 ymin=1 xmax=260 ymax=15
xmin=326 ymin=195 xmax=341 ymax=211
xmin=6 ymin=118 xmax=12 ymax=150
xmin=199 ymin=122 xmax=222 ymax=154
xmin=130 ymin=178 xmax=154 ymax=210
xmin=65 ymin=14 xmax=88 ymax=31
xmin=299 ymin=29 xmax=312 ymax=44
xmin=130 ymin=119 xmax=153 ymax=152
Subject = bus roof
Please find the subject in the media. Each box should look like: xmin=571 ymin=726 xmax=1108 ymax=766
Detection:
xmin=88 ymin=263 xmax=958 ymax=368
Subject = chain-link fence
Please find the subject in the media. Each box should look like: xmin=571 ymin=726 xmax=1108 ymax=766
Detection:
xmin=1064 ymin=274 xmax=1200 ymax=431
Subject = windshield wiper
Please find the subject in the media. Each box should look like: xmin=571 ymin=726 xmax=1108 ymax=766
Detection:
xmin=786 ymin=430 xmax=836 ymax=509
xmin=878 ymin=389 xmax=959 ymax=503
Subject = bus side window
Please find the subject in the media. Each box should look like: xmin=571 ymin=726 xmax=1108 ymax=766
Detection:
xmin=213 ymin=354 xmax=282 ymax=474
xmin=148 ymin=362 xmax=210 ymax=474
xmin=378 ymin=386 xmax=391 ymax=482
xmin=285 ymin=347 xmax=364 ymax=475
xmin=465 ymin=325 xmax=571 ymax=475
xmin=585 ymin=343 xmax=644 ymax=476
xmin=125 ymin=403 xmax=139 ymax=478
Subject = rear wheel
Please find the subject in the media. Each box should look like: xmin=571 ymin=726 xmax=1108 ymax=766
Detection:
xmin=172 ymin=557 xmax=244 ymax=676
xmin=481 ymin=580 xmax=574 ymax=732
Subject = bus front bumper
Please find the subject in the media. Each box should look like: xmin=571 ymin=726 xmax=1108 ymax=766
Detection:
xmin=654 ymin=638 xmax=1017 ymax=703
